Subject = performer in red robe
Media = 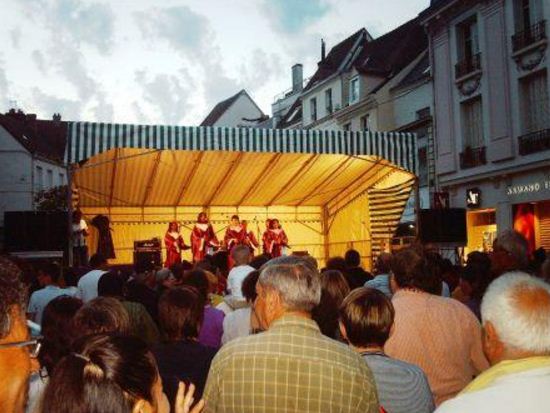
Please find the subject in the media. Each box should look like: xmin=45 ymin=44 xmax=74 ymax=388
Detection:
xmin=191 ymin=212 xmax=219 ymax=263
xmin=164 ymin=221 xmax=190 ymax=268
xmin=224 ymin=215 xmax=246 ymax=269
xmin=262 ymin=218 xmax=289 ymax=258
xmin=241 ymin=220 xmax=260 ymax=255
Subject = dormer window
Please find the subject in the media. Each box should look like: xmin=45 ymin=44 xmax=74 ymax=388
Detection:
xmin=349 ymin=77 xmax=360 ymax=104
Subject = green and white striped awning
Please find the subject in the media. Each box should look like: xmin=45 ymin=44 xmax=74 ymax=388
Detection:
xmin=66 ymin=122 xmax=417 ymax=175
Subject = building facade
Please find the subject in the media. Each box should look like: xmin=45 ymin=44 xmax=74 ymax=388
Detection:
xmin=423 ymin=0 xmax=550 ymax=254
xmin=200 ymin=89 xmax=268 ymax=127
xmin=0 ymin=111 xmax=67 ymax=232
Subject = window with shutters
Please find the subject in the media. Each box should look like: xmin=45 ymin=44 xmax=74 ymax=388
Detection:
xmin=461 ymin=97 xmax=484 ymax=149
xmin=310 ymin=98 xmax=317 ymax=122
xmin=520 ymin=70 xmax=549 ymax=134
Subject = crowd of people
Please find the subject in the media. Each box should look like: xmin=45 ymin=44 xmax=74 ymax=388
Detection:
xmin=1 ymin=229 xmax=550 ymax=412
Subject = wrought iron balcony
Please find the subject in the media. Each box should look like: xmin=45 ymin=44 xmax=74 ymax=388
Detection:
xmin=518 ymin=128 xmax=550 ymax=155
xmin=455 ymin=53 xmax=482 ymax=79
xmin=512 ymin=20 xmax=547 ymax=53
xmin=460 ymin=146 xmax=486 ymax=169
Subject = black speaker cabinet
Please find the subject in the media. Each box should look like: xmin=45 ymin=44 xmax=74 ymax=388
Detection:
xmin=133 ymin=250 xmax=162 ymax=272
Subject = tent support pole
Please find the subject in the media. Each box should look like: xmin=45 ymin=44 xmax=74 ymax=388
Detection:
xmin=322 ymin=206 xmax=330 ymax=263
xmin=414 ymin=177 xmax=421 ymax=240
xmin=67 ymin=164 xmax=74 ymax=267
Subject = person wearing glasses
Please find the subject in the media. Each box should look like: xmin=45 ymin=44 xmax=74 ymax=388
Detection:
xmin=0 ymin=256 xmax=40 ymax=413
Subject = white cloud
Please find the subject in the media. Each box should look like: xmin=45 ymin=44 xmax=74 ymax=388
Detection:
xmin=31 ymin=50 xmax=47 ymax=74
xmin=261 ymin=0 xmax=331 ymax=34
xmin=10 ymin=27 xmax=22 ymax=49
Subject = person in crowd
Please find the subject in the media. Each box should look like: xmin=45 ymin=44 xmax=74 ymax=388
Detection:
xmin=365 ymin=252 xmax=393 ymax=297
xmin=27 ymin=261 xmax=75 ymax=324
xmin=424 ymin=252 xmax=451 ymax=297
xmin=27 ymin=295 xmax=83 ymax=413
xmin=38 ymin=296 xmax=83 ymax=375
xmin=71 ymin=296 xmax=131 ymax=341
xmin=490 ymin=229 xmax=529 ymax=277
xmin=182 ymin=270 xmax=225 ymax=348
xmin=226 ymin=245 xmax=255 ymax=300
xmin=542 ymin=257 xmax=550 ymax=283
xmin=312 ymin=270 xmax=350 ymax=339
xmin=324 ymin=256 xmax=348 ymax=274
xmin=385 ymin=249 xmax=489 ymax=405
xmin=126 ymin=264 xmax=160 ymax=322
xmin=154 ymin=287 xmax=218 ymax=409
xmin=203 ymin=259 xmax=379 ymax=413
xmin=340 ymin=287 xmax=435 ymax=413
xmin=529 ymin=247 xmax=547 ymax=277
xmin=155 ymin=268 xmax=177 ymax=295
xmin=0 ymin=256 xmax=36 ymax=413
xmin=344 ymin=249 xmax=372 ymax=289
xmin=76 ymin=253 xmax=109 ymax=303
xmin=71 ymin=209 xmax=89 ymax=267
xmin=224 ymin=215 xmax=246 ymax=269
xmin=452 ymin=252 xmax=492 ymax=320
xmin=221 ymin=270 xmax=262 ymax=344
xmin=98 ymin=272 xmax=160 ymax=346
xmin=165 ymin=221 xmax=191 ymax=268
xmin=262 ymin=218 xmax=289 ymax=258
xmin=38 ymin=334 xmax=204 ymax=413
xmin=191 ymin=212 xmax=219 ymax=263
xmin=436 ymin=272 xmax=550 ymax=412
xmin=249 ymin=253 xmax=271 ymax=270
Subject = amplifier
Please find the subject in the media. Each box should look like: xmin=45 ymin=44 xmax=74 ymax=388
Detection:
xmin=134 ymin=238 xmax=161 ymax=251
xmin=133 ymin=250 xmax=162 ymax=272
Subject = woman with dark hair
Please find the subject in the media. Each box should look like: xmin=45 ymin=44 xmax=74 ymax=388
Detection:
xmin=182 ymin=270 xmax=225 ymax=348
xmin=38 ymin=334 xmax=204 ymax=413
xmin=340 ymin=288 xmax=434 ymax=413
xmin=154 ymin=287 xmax=217 ymax=409
xmin=27 ymin=295 xmax=83 ymax=413
xmin=165 ymin=221 xmax=191 ymax=268
xmin=312 ymin=270 xmax=350 ymax=339
xmin=71 ymin=296 xmax=131 ymax=341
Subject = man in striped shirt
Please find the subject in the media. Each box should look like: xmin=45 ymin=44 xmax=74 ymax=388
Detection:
xmin=203 ymin=258 xmax=379 ymax=413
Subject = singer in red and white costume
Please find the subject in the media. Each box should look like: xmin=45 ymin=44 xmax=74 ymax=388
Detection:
xmin=164 ymin=221 xmax=190 ymax=268
xmin=191 ymin=212 xmax=219 ymax=263
xmin=262 ymin=218 xmax=289 ymax=257
xmin=241 ymin=220 xmax=259 ymax=255
xmin=224 ymin=215 xmax=246 ymax=268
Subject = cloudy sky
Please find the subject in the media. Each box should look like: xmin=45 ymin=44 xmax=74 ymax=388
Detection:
xmin=0 ymin=0 xmax=429 ymax=125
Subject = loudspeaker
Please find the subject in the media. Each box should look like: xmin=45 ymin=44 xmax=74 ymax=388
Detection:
xmin=4 ymin=211 xmax=68 ymax=252
xmin=419 ymin=208 xmax=467 ymax=244
xmin=133 ymin=250 xmax=162 ymax=272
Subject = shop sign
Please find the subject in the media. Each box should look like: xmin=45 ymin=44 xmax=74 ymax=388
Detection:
xmin=433 ymin=192 xmax=449 ymax=209
xmin=466 ymin=188 xmax=481 ymax=208
xmin=506 ymin=180 xmax=550 ymax=196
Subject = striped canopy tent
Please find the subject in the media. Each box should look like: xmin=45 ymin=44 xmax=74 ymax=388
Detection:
xmin=67 ymin=122 xmax=418 ymax=268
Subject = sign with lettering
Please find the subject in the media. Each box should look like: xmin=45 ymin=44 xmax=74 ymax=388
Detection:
xmin=506 ymin=180 xmax=550 ymax=196
xmin=466 ymin=188 xmax=481 ymax=208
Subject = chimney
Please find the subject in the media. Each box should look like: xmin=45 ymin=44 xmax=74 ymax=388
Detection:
xmin=292 ymin=64 xmax=303 ymax=93
xmin=53 ymin=113 xmax=62 ymax=124
xmin=321 ymin=39 xmax=326 ymax=61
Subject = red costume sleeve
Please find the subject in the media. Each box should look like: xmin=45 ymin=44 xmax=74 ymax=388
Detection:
xmin=248 ymin=231 xmax=260 ymax=248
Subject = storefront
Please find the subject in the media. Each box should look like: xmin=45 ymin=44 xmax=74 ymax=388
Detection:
xmin=449 ymin=167 xmax=550 ymax=255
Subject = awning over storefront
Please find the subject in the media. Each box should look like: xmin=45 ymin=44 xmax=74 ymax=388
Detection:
xmin=66 ymin=122 xmax=418 ymax=266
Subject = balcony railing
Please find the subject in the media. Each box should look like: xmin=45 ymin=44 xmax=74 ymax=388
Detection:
xmin=518 ymin=128 xmax=550 ymax=155
xmin=460 ymin=146 xmax=486 ymax=169
xmin=455 ymin=53 xmax=482 ymax=79
xmin=512 ymin=20 xmax=547 ymax=52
